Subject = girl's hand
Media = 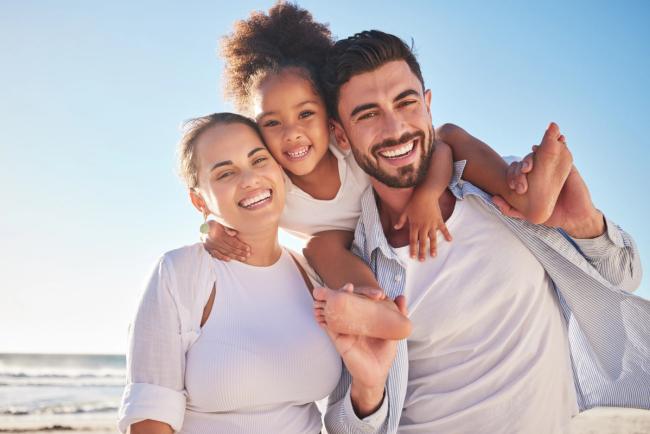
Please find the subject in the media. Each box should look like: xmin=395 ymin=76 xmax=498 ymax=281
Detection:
xmin=394 ymin=190 xmax=452 ymax=261
xmin=202 ymin=220 xmax=251 ymax=262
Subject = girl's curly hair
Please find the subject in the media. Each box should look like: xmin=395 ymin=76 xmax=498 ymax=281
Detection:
xmin=220 ymin=2 xmax=334 ymax=114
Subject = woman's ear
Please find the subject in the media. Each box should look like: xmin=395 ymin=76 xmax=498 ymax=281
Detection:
xmin=331 ymin=121 xmax=351 ymax=151
xmin=189 ymin=189 xmax=207 ymax=215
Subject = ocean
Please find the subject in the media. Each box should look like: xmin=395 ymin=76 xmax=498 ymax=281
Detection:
xmin=0 ymin=353 xmax=124 ymax=432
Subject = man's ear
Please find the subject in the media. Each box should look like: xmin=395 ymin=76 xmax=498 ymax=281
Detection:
xmin=424 ymin=89 xmax=432 ymax=115
xmin=189 ymin=189 xmax=207 ymax=215
xmin=331 ymin=120 xmax=351 ymax=151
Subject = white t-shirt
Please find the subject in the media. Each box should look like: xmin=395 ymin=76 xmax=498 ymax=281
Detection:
xmin=118 ymin=244 xmax=341 ymax=434
xmin=395 ymin=195 xmax=578 ymax=434
xmin=280 ymin=144 xmax=370 ymax=238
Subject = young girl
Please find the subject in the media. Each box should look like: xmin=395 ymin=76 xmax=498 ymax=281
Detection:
xmin=207 ymin=3 xmax=572 ymax=339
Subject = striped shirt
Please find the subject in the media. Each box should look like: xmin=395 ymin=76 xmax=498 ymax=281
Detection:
xmin=324 ymin=161 xmax=648 ymax=434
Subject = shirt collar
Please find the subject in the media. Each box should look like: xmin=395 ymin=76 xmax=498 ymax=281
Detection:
xmin=356 ymin=160 xmax=468 ymax=263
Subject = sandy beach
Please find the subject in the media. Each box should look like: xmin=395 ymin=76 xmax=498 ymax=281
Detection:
xmin=1 ymin=407 xmax=648 ymax=433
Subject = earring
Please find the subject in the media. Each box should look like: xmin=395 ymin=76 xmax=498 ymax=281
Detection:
xmin=199 ymin=210 xmax=210 ymax=235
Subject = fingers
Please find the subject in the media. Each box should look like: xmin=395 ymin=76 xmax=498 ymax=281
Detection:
xmin=440 ymin=224 xmax=453 ymax=242
xmin=394 ymin=295 xmax=409 ymax=316
xmin=520 ymin=152 xmax=534 ymax=174
xmin=506 ymin=161 xmax=528 ymax=194
xmin=409 ymin=226 xmax=418 ymax=259
xmin=352 ymin=286 xmax=386 ymax=300
xmin=340 ymin=283 xmax=354 ymax=293
xmin=206 ymin=249 xmax=231 ymax=262
xmin=394 ymin=213 xmax=408 ymax=230
xmin=492 ymin=195 xmax=526 ymax=219
xmin=429 ymin=229 xmax=437 ymax=258
xmin=417 ymin=227 xmax=427 ymax=261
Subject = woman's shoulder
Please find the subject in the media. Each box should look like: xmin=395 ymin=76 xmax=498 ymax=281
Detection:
xmin=153 ymin=242 xmax=215 ymax=300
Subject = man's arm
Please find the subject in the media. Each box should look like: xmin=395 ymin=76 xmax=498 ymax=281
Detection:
xmin=497 ymin=159 xmax=642 ymax=291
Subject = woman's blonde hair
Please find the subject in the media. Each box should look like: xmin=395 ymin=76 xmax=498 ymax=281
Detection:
xmin=178 ymin=112 xmax=263 ymax=189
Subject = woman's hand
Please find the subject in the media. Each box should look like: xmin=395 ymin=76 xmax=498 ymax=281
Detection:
xmin=202 ymin=220 xmax=251 ymax=262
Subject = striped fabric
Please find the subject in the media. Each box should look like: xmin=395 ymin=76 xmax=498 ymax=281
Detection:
xmin=324 ymin=161 xmax=648 ymax=434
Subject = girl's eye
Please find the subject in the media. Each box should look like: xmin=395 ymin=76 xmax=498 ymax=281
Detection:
xmin=253 ymin=156 xmax=268 ymax=165
xmin=299 ymin=110 xmax=314 ymax=119
xmin=263 ymin=120 xmax=279 ymax=127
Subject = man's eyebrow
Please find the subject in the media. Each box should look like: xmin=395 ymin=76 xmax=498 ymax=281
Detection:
xmin=210 ymin=148 xmax=266 ymax=172
xmin=394 ymin=89 xmax=420 ymax=101
xmin=350 ymin=103 xmax=379 ymax=119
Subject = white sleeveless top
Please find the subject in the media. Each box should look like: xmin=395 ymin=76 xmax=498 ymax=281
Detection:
xmin=118 ymin=244 xmax=342 ymax=434
xmin=280 ymin=143 xmax=370 ymax=238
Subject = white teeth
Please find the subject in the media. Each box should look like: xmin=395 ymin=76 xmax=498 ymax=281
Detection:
xmin=239 ymin=190 xmax=272 ymax=208
xmin=287 ymin=146 xmax=309 ymax=159
xmin=379 ymin=141 xmax=415 ymax=158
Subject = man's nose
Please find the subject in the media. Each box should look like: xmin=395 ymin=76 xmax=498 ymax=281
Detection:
xmin=381 ymin=112 xmax=407 ymax=142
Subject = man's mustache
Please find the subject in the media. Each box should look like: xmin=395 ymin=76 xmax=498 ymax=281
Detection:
xmin=371 ymin=130 xmax=426 ymax=156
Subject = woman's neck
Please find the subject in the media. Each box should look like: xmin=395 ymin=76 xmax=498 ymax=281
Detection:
xmin=237 ymin=228 xmax=283 ymax=266
xmin=288 ymin=149 xmax=340 ymax=200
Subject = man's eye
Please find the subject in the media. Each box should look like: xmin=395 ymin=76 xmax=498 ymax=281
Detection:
xmin=299 ymin=110 xmax=314 ymax=119
xmin=358 ymin=112 xmax=377 ymax=121
xmin=398 ymin=100 xmax=417 ymax=108
xmin=253 ymin=157 xmax=268 ymax=165
xmin=263 ymin=120 xmax=279 ymax=127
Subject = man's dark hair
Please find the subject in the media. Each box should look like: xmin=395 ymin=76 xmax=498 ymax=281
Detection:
xmin=322 ymin=30 xmax=425 ymax=120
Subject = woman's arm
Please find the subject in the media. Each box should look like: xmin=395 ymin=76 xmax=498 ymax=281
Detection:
xmin=118 ymin=256 xmax=188 ymax=433
xmin=130 ymin=420 xmax=173 ymax=434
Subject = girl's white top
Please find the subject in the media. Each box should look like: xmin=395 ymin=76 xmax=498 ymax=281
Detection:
xmin=118 ymin=244 xmax=342 ymax=433
xmin=280 ymin=144 xmax=370 ymax=238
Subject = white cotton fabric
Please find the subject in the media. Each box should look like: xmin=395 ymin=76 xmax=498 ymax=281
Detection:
xmin=395 ymin=195 xmax=578 ymax=433
xmin=280 ymin=143 xmax=370 ymax=238
xmin=118 ymin=244 xmax=342 ymax=433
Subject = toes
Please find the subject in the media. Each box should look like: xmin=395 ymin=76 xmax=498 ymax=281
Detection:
xmin=313 ymin=286 xmax=330 ymax=301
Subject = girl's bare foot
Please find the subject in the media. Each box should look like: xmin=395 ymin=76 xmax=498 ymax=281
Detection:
xmin=522 ymin=122 xmax=574 ymax=224
xmin=313 ymin=285 xmax=411 ymax=340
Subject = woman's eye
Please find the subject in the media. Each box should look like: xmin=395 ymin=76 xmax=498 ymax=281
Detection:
xmin=217 ymin=171 xmax=233 ymax=180
xmin=263 ymin=120 xmax=279 ymax=127
xmin=299 ymin=110 xmax=314 ymax=119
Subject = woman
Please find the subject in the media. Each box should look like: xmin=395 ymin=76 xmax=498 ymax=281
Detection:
xmin=117 ymin=113 xmax=404 ymax=433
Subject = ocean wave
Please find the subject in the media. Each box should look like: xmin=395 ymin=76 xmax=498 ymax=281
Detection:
xmin=1 ymin=401 xmax=118 ymax=416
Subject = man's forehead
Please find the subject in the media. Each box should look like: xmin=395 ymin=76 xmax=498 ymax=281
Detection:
xmin=339 ymin=60 xmax=422 ymax=107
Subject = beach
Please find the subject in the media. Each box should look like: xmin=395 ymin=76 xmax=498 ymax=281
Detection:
xmin=2 ymin=353 xmax=648 ymax=433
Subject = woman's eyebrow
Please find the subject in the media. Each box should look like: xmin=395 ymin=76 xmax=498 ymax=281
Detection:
xmin=210 ymin=147 xmax=266 ymax=172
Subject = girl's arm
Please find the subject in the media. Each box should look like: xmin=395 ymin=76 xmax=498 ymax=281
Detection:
xmin=304 ymin=230 xmax=411 ymax=340
xmin=396 ymin=141 xmax=454 ymax=261
xmin=130 ymin=420 xmax=173 ymax=434
xmin=436 ymin=122 xmax=572 ymax=225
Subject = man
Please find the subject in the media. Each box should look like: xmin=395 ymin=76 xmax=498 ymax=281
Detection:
xmin=319 ymin=30 xmax=647 ymax=433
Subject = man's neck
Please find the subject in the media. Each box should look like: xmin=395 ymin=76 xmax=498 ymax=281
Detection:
xmin=372 ymin=179 xmax=456 ymax=248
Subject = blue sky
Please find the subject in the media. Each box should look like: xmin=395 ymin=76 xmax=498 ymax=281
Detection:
xmin=1 ymin=0 xmax=648 ymax=354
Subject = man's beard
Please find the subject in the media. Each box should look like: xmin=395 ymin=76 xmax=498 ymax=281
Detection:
xmin=350 ymin=125 xmax=435 ymax=188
